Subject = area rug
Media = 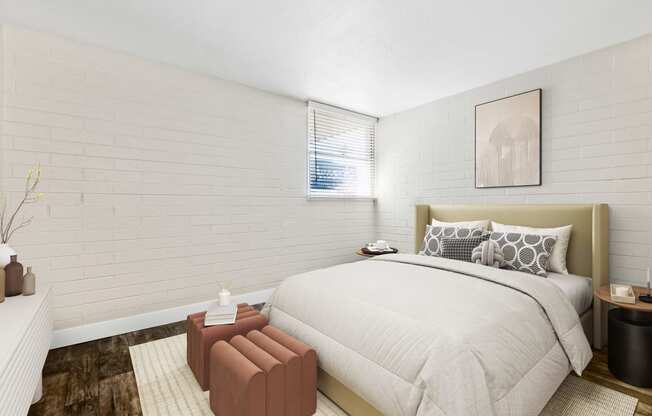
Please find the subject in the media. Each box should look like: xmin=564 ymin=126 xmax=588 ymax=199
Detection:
xmin=129 ymin=334 xmax=345 ymax=415
xmin=129 ymin=334 xmax=638 ymax=416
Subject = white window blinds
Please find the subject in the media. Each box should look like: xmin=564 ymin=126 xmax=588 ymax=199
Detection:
xmin=307 ymin=101 xmax=376 ymax=198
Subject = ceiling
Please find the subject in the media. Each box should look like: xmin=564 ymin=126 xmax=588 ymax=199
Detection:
xmin=1 ymin=1 xmax=651 ymax=116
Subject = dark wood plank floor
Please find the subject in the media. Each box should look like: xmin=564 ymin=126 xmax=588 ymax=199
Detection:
xmin=30 ymin=315 xmax=652 ymax=415
xmin=29 ymin=320 xmax=187 ymax=416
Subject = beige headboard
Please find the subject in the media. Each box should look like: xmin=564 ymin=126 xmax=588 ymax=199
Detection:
xmin=415 ymin=204 xmax=609 ymax=348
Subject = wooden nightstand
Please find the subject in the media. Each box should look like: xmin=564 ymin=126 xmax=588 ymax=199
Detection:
xmin=596 ymin=285 xmax=652 ymax=387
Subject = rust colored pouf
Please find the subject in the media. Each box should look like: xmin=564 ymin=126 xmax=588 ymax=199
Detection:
xmin=262 ymin=325 xmax=318 ymax=416
xmin=187 ymin=303 xmax=255 ymax=378
xmin=187 ymin=303 xmax=268 ymax=390
xmin=247 ymin=330 xmax=302 ymax=416
xmin=230 ymin=335 xmax=286 ymax=416
xmin=208 ymin=325 xmax=317 ymax=416
xmin=210 ymin=341 xmax=266 ymax=416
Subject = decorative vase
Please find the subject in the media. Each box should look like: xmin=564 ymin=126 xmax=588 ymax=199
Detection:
xmin=0 ymin=244 xmax=16 ymax=268
xmin=0 ymin=268 xmax=5 ymax=303
xmin=23 ymin=266 xmax=35 ymax=296
xmin=5 ymin=255 xmax=23 ymax=297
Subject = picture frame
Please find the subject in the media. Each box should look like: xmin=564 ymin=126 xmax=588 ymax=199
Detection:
xmin=474 ymin=88 xmax=542 ymax=189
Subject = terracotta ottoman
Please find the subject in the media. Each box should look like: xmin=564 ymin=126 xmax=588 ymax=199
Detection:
xmin=187 ymin=304 xmax=256 ymax=377
xmin=262 ymin=326 xmax=317 ymax=416
xmin=247 ymin=330 xmax=301 ymax=416
xmin=230 ymin=335 xmax=286 ymax=416
xmin=209 ymin=325 xmax=317 ymax=416
xmin=210 ymin=341 xmax=266 ymax=416
xmin=187 ymin=303 xmax=268 ymax=390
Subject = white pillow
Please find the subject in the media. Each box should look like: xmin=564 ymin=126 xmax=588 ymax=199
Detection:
xmin=490 ymin=221 xmax=572 ymax=274
xmin=431 ymin=218 xmax=490 ymax=231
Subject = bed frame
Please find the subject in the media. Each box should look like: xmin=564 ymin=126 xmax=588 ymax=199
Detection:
xmin=319 ymin=203 xmax=609 ymax=416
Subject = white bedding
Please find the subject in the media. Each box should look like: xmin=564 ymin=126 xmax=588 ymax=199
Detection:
xmin=263 ymin=254 xmax=592 ymax=416
xmin=547 ymin=272 xmax=593 ymax=315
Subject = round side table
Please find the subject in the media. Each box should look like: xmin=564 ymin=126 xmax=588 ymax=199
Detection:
xmin=596 ymin=285 xmax=652 ymax=387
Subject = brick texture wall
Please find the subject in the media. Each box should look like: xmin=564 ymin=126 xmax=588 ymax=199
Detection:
xmin=376 ymin=34 xmax=652 ymax=286
xmin=3 ymin=24 xmax=650 ymax=330
xmin=0 ymin=26 xmax=375 ymax=329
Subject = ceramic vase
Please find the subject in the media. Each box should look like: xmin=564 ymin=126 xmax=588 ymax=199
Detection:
xmin=0 ymin=268 xmax=5 ymax=303
xmin=23 ymin=266 xmax=35 ymax=296
xmin=5 ymin=255 xmax=23 ymax=297
xmin=0 ymin=244 xmax=16 ymax=268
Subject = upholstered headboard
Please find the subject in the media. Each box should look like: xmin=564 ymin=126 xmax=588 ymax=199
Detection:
xmin=415 ymin=204 xmax=609 ymax=347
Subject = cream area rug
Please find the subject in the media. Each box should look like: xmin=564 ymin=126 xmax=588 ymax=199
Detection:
xmin=129 ymin=334 xmax=638 ymax=416
xmin=129 ymin=334 xmax=345 ymax=416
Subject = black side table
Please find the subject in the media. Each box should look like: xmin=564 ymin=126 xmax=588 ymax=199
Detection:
xmin=597 ymin=285 xmax=652 ymax=388
xmin=608 ymin=308 xmax=652 ymax=387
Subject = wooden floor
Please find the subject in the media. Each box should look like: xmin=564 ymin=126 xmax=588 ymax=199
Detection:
xmin=28 ymin=320 xmax=187 ymax=416
xmin=582 ymin=348 xmax=652 ymax=416
xmin=29 ymin=319 xmax=652 ymax=416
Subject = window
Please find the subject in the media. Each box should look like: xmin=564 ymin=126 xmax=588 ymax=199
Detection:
xmin=307 ymin=101 xmax=377 ymax=199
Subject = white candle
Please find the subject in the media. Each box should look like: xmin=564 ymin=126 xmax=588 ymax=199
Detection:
xmin=218 ymin=288 xmax=231 ymax=306
xmin=647 ymin=268 xmax=651 ymax=288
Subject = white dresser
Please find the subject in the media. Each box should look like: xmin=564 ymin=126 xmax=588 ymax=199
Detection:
xmin=0 ymin=287 xmax=52 ymax=416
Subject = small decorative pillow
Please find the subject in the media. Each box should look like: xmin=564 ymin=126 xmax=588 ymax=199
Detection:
xmin=490 ymin=232 xmax=557 ymax=276
xmin=420 ymin=225 xmax=484 ymax=257
xmin=471 ymin=240 xmax=505 ymax=268
xmin=440 ymin=235 xmax=490 ymax=262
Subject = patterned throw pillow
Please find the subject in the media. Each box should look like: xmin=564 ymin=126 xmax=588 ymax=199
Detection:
xmin=440 ymin=235 xmax=490 ymax=262
xmin=490 ymin=232 xmax=557 ymax=276
xmin=420 ymin=225 xmax=484 ymax=257
xmin=471 ymin=240 xmax=505 ymax=268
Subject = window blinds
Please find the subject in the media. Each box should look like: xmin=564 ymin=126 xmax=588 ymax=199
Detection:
xmin=307 ymin=101 xmax=376 ymax=198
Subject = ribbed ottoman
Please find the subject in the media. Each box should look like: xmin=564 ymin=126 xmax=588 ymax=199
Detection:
xmin=210 ymin=341 xmax=266 ymax=416
xmin=187 ymin=303 xmax=268 ymax=390
xmin=230 ymin=335 xmax=285 ymax=416
xmin=210 ymin=325 xmax=317 ymax=416
xmin=262 ymin=325 xmax=317 ymax=416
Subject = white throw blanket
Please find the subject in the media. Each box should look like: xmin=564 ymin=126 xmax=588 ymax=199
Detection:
xmin=263 ymin=254 xmax=593 ymax=416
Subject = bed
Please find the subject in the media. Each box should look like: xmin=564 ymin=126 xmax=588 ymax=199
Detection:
xmin=263 ymin=204 xmax=608 ymax=416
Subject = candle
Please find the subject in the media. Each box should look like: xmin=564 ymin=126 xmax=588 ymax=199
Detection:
xmin=647 ymin=268 xmax=651 ymax=290
xmin=218 ymin=288 xmax=231 ymax=306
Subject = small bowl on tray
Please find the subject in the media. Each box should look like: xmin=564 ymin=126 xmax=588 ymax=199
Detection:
xmin=361 ymin=247 xmax=398 ymax=256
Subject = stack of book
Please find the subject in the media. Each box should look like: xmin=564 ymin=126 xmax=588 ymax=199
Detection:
xmin=204 ymin=303 xmax=237 ymax=326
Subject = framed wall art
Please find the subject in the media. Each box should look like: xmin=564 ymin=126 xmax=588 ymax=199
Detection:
xmin=475 ymin=88 xmax=541 ymax=188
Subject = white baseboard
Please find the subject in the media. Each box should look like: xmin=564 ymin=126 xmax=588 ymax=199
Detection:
xmin=51 ymin=288 xmax=275 ymax=349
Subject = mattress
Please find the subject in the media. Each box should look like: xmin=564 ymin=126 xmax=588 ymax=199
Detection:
xmin=547 ymin=272 xmax=593 ymax=315
xmin=264 ymin=254 xmax=592 ymax=416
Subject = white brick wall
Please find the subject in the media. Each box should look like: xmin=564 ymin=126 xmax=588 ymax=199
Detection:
xmin=377 ymin=34 xmax=652 ymax=287
xmin=5 ymin=23 xmax=649 ymax=331
xmin=0 ymin=26 xmax=375 ymax=329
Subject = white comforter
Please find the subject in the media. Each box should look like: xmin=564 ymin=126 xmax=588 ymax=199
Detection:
xmin=263 ymin=254 xmax=592 ymax=416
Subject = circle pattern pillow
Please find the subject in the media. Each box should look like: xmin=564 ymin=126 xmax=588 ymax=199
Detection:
xmin=490 ymin=232 xmax=557 ymax=276
xmin=419 ymin=225 xmax=484 ymax=257
xmin=471 ymin=240 xmax=504 ymax=268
